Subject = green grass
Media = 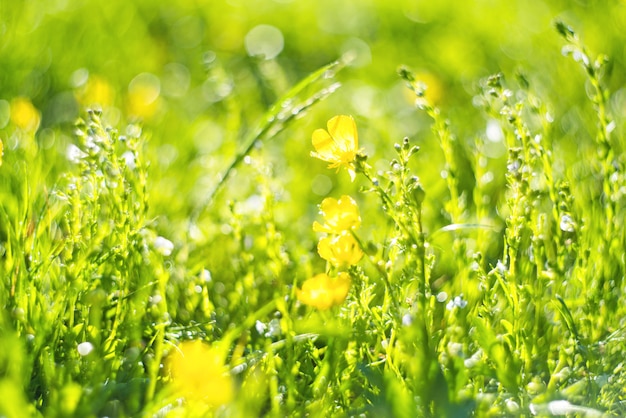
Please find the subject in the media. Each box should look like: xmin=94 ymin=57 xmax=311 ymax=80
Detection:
xmin=2 ymin=1 xmax=626 ymax=417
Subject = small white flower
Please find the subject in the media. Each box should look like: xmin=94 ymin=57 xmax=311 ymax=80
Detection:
xmin=267 ymin=318 xmax=281 ymax=337
xmin=559 ymin=214 xmax=576 ymax=233
xmin=122 ymin=151 xmax=136 ymax=169
xmin=505 ymin=399 xmax=520 ymax=413
xmin=66 ymin=144 xmax=88 ymax=163
xmin=255 ymin=320 xmax=267 ymax=335
xmin=154 ymin=236 xmax=174 ymax=256
xmin=446 ymin=295 xmax=468 ymax=311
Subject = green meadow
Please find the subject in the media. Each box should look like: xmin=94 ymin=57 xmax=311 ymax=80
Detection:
xmin=1 ymin=1 xmax=626 ymax=416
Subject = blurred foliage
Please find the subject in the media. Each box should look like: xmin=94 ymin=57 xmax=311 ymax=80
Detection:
xmin=2 ymin=1 xmax=625 ymax=237
xmin=2 ymin=0 xmax=626 ymax=415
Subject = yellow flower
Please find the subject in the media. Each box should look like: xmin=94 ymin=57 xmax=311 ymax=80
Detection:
xmin=76 ymin=75 xmax=115 ymax=108
xmin=168 ymin=340 xmax=234 ymax=407
xmin=10 ymin=97 xmax=40 ymax=132
xmin=317 ymin=232 xmax=363 ymax=267
xmin=311 ymin=115 xmax=359 ymax=181
xmin=296 ymin=272 xmax=351 ymax=310
xmin=313 ymin=195 xmax=361 ymax=234
xmin=127 ymin=73 xmax=161 ymax=119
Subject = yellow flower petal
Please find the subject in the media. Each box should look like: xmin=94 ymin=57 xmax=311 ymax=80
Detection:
xmin=333 ymin=272 xmax=351 ymax=305
xmin=77 ymin=75 xmax=115 ymax=108
xmin=127 ymin=73 xmax=161 ymax=119
xmin=10 ymin=97 xmax=40 ymax=132
xmin=326 ymin=115 xmax=358 ymax=151
xmin=311 ymin=128 xmax=337 ymax=162
xmin=169 ymin=340 xmax=234 ymax=407
xmin=296 ymin=273 xmax=351 ymax=310
xmin=313 ymin=195 xmax=361 ymax=234
xmin=311 ymin=115 xmax=359 ymax=180
xmin=317 ymin=232 xmax=363 ymax=267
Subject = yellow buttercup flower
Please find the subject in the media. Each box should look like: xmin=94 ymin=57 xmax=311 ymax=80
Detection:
xmin=317 ymin=232 xmax=363 ymax=267
xmin=127 ymin=73 xmax=161 ymax=119
xmin=168 ymin=340 xmax=234 ymax=408
xmin=76 ymin=75 xmax=115 ymax=108
xmin=10 ymin=97 xmax=40 ymax=132
xmin=311 ymin=115 xmax=359 ymax=181
xmin=313 ymin=195 xmax=361 ymax=234
xmin=296 ymin=272 xmax=351 ymax=310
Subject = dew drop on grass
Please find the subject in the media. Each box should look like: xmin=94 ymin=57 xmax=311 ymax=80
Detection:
xmin=12 ymin=308 xmax=25 ymax=321
xmin=200 ymin=269 xmax=212 ymax=282
xmin=77 ymin=342 xmax=94 ymax=356
xmin=606 ymin=120 xmax=616 ymax=134
xmin=505 ymin=399 xmax=520 ymax=413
